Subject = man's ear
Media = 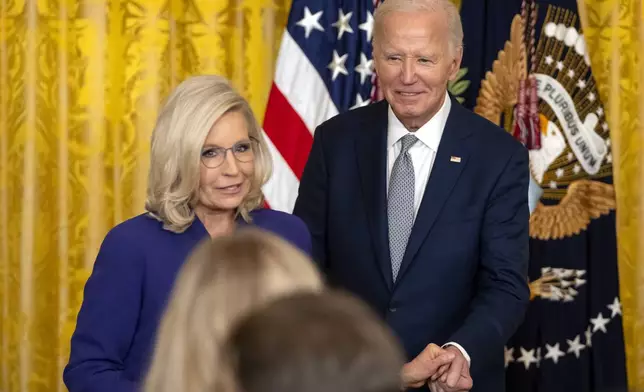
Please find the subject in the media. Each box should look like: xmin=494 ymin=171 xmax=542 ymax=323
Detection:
xmin=372 ymin=42 xmax=380 ymax=75
xmin=448 ymin=45 xmax=463 ymax=81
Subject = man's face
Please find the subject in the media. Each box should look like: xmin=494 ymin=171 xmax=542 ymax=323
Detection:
xmin=373 ymin=10 xmax=462 ymax=130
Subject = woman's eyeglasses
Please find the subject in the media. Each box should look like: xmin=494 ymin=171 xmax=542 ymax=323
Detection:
xmin=200 ymin=138 xmax=258 ymax=169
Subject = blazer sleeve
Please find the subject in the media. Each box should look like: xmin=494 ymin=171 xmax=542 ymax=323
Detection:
xmin=63 ymin=227 xmax=144 ymax=392
xmin=287 ymin=214 xmax=314 ymax=257
xmin=448 ymin=144 xmax=531 ymax=372
xmin=293 ymin=125 xmax=329 ymax=272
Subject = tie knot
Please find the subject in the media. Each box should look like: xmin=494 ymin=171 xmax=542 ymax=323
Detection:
xmin=400 ymin=134 xmax=418 ymax=153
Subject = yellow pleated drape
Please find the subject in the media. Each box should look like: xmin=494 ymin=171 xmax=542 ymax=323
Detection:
xmin=0 ymin=0 xmax=291 ymax=391
xmin=578 ymin=0 xmax=644 ymax=390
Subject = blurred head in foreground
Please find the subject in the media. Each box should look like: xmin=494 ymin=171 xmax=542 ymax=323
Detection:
xmin=223 ymin=290 xmax=405 ymax=392
xmin=144 ymin=228 xmax=323 ymax=392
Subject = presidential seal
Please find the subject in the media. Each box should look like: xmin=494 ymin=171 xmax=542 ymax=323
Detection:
xmin=474 ymin=6 xmax=615 ymax=241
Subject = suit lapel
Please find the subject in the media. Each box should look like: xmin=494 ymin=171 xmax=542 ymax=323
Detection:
xmin=355 ymin=101 xmax=393 ymax=291
xmin=395 ymin=99 xmax=473 ymax=284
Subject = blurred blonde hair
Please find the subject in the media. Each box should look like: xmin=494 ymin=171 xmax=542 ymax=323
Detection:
xmin=143 ymin=228 xmax=323 ymax=392
xmin=145 ymin=75 xmax=273 ymax=233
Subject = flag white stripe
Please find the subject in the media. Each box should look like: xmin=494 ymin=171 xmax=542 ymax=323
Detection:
xmin=273 ymin=31 xmax=339 ymax=134
xmin=261 ymin=129 xmax=300 ymax=212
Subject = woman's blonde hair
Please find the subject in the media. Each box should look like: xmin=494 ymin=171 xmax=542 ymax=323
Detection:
xmin=145 ymin=75 xmax=273 ymax=233
xmin=143 ymin=228 xmax=323 ymax=392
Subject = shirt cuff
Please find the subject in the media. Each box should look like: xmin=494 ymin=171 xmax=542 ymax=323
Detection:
xmin=442 ymin=342 xmax=471 ymax=367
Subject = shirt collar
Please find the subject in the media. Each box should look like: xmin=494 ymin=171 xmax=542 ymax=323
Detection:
xmin=387 ymin=92 xmax=451 ymax=151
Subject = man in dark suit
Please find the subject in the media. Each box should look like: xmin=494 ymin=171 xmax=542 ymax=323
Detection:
xmin=293 ymin=0 xmax=530 ymax=391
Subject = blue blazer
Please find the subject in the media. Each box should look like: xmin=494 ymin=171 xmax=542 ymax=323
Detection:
xmin=293 ymin=98 xmax=530 ymax=392
xmin=63 ymin=208 xmax=312 ymax=392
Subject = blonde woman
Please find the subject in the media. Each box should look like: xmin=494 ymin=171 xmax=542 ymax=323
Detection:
xmin=143 ymin=229 xmax=323 ymax=392
xmin=64 ymin=75 xmax=315 ymax=392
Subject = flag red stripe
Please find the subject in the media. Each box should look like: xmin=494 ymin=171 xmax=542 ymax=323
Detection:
xmin=263 ymin=83 xmax=314 ymax=179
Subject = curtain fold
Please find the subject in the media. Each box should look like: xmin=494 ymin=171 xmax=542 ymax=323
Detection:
xmin=0 ymin=1 xmax=291 ymax=391
xmin=578 ymin=0 xmax=644 ymax=390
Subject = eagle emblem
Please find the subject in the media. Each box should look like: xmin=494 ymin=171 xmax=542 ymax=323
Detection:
xmin=474 ymin=8 xmax=615 ymax=241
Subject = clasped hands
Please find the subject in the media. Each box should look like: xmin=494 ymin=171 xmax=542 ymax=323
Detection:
xmin=401 ymin=344 xmax=473 ymax=391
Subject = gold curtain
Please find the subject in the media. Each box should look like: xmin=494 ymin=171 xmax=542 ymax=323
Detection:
xmin=578 ymin=0 xmax=644 ymax=390
xmin=0 ymin=0 xmax=291 ymax=391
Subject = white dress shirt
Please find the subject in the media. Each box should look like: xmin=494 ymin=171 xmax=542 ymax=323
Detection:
xmin=386 ymin=93 xmax=451 ymax=216
xmin=386 ymin=93 xmax=471 ymax=366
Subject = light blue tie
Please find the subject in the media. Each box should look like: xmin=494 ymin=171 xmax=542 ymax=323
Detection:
xmin=388 ymin=134 xmax=418 ymax=282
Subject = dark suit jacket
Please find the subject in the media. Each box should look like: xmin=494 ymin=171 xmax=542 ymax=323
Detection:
xmin=63 ymin=209 xmax=312 ymax=392
xmin=293 ymin=98 xmax=530 ymax=392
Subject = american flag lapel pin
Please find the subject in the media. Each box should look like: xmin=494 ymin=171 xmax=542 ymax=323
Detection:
xmin=450 ymin=156 xmax=462 ymax=163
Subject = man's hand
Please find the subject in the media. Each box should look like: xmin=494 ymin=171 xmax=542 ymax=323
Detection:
xmin=401 ymin=344 xmax=455 ymax=389
xmin=428 ymin=346 xmax=473 ymax=391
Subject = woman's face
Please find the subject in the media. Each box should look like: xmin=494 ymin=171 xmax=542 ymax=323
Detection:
xmin=197 ymin=110 xmax=256 ymax=213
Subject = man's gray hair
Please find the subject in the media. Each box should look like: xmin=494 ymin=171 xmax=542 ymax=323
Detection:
xmin=373 ymin=0 xmax=464 ymax=53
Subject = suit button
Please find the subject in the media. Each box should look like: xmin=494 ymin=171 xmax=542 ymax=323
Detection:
xmin=389 ymin=307 xmax=397 ymax=313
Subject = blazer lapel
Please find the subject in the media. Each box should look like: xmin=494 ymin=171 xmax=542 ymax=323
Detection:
xmin=395 ymin=99 xmax=473 ymax=284
xmin=355 ymin=101 xmax=393 ymax=291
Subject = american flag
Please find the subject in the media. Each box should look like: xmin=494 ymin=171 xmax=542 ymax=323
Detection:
xmin=262 ymin=0 xmax=381 ymax=212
